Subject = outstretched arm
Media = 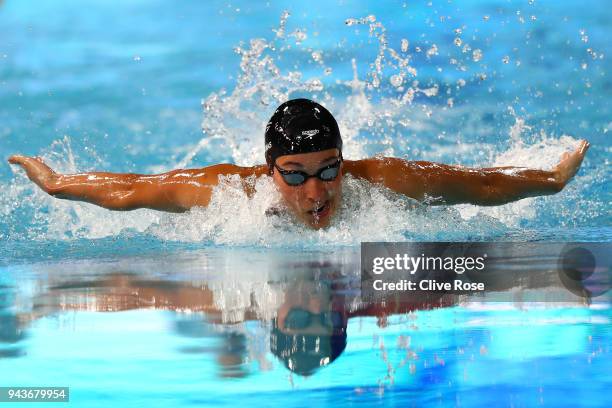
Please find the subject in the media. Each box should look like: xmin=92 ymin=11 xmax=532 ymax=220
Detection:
xmin=345 ymin=140 xmax=589 ymax=206
xmin=8 ymin=155 xmax=266 ymax=212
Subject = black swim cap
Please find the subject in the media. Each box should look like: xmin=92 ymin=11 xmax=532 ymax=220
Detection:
xmin=270 ymin=320 xmax=347 ymax=376
xmin=265 ymin=99 xmax=342 ymax=170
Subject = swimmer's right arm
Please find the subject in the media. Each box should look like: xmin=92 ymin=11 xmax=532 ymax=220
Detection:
xmin=7 ymin=155 xmax=266 ymax=212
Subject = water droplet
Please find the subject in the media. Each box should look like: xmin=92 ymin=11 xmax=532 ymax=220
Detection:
xmin=401 ymin=39 xmax=409 ymax=52
xmin=502 ymin=55 xmax=510 ymax=64
xmin=454 ymin=38 xmax=462 ymax=47
xmin=421 ymin=85 xmax=439 ymax=96
xmin=586 ymin=48 xmax=598 ymax=59
xmin=426 ymin=44 xmax=438 ymax=58
xmin=483 ymin=15 xmax=490 ymax=21
xmin=390 ymin=75 xmax=403 ymax=87
xmin=291 ymin=29 xmax=307 ymax=44
xmin=306 ymin=78 xmax=323 ymax=91
xmin=581 ymin=62 xmax=588 ymax=69
xmin=457 ymin=78 xmax=466 ymax=87
xmin=324 ymin=67 xmax=333 ymax=75
xmin=133 ymin=55 xmax=141 ymax=62
xmin=472 ymin=49 xmax=483 ymax=62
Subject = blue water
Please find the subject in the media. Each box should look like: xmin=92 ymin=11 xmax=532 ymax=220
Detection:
xmin=0 ymin=0 xmax=610 ymax=406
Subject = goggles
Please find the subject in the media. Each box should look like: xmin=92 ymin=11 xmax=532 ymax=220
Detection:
xmin=274 ymin=155 xmax=343 ymax=186
xmin=284 ymin=308 xmax=345 ymax=331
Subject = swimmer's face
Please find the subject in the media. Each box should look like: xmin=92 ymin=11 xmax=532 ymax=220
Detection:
xmin=271 ymin=148 xmax=343 ymax=229
xmin=276 ymin=281 xmax=345 ymax=336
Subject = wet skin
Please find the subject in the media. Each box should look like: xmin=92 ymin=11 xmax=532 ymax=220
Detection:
xmin=8 ymin=141 xmax=589 ymax=229
xmin=272 ymin=149 xmax=343 ymax=229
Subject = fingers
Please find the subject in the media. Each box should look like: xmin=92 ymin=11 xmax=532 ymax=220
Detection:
xmin=8 ymin=155 xmax=42 ymax=166
xmin=559 ymin=140 xmax=590 ymax=164
xmin=578 ymin=140 xmax=590 ymax=155
xmin=571 ymin=140 xmax=589 ymax=168
xmin=8 ymin=154 xmax=26 ymax=165
xmin=8 ymin=155 xmax=53 ymax=172
xmin=8 ymin=155 xmax=34 ymax=170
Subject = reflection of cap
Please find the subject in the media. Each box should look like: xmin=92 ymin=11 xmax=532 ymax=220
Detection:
xmin=269 ymin=321 xmax=347 ymax=376
xmin=265 ymin=99 xmax=342 ymax=169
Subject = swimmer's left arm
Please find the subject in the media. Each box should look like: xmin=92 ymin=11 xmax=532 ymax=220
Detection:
xmin=347 ymin=140 xmax=589 ymax=205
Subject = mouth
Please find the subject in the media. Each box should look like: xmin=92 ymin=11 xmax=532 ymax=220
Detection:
xmin=308 ymin=200 xmax=331 ymax=219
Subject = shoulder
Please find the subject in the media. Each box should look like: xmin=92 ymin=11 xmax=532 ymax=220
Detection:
xmin=163 ymin=164 xmax=268 ymax=188
xmin=192 ymin=163 xmax=268 ymax=179
xmin=343 ymin=157 xmax=408 ymax=182
xmin=342 ymin=157 xmax=430 ymax=200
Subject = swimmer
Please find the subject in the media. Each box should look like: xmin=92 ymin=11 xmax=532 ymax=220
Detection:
xmin=8 ymin=98 xmax=589 ymax=229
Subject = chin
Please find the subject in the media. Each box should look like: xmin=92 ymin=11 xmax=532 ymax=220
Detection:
xmin=305 ymin=208 xmax=335 ymax=229
xmin=308 ymin=219 xmax=330 ymax=229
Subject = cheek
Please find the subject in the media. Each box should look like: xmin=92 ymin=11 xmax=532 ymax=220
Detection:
xmin=327 ymin=179 xmax=342 ymax=199
xmin=274 ymin=176 xmax=303 ymax=205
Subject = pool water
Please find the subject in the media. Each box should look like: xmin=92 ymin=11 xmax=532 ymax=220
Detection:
xmin=0 ymin=0 xmax=610 ymax=406
xmin=1 ymin=248 xmax=610 ymax=407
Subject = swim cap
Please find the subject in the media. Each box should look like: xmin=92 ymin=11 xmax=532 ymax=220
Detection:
xmin=270 ymin=320 xmax=347 ymax=376
xmin=265 ymin=98 xmax=342 ymax=170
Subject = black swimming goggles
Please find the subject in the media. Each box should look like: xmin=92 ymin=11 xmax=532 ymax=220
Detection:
xmin=274 ymin=154 xmax=343 ymax=186
xmin=284 ymin=308 xmax=345 ymax=331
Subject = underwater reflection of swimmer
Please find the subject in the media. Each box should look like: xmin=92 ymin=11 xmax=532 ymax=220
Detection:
xmin=270 ymin=280 xmax=348 ymax=376
xmin=19 ymin=271 xmax=457 ymax=376
xmin=18 ymin=261 xmax=580 ymax=376
xmin=9 ymin=99 xmax=589 ymax=230
xmin=270 ymin=277 xmax=464 ymax=375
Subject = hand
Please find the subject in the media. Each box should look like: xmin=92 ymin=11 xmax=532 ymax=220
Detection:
xmin=7 ymin=155 xmax=59 ymax=193
xmin=553 ymin=140 xmax=590 ymax=188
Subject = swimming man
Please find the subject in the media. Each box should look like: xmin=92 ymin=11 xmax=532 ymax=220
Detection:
xmin=8 ymin=98 xmax=589 ymax=229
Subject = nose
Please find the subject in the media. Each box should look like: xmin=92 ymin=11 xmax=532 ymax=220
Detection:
xmin=302 ymin=177 xmax=327 ymax=203
xmin=308 ymin=297 xmax=324 ymax=313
